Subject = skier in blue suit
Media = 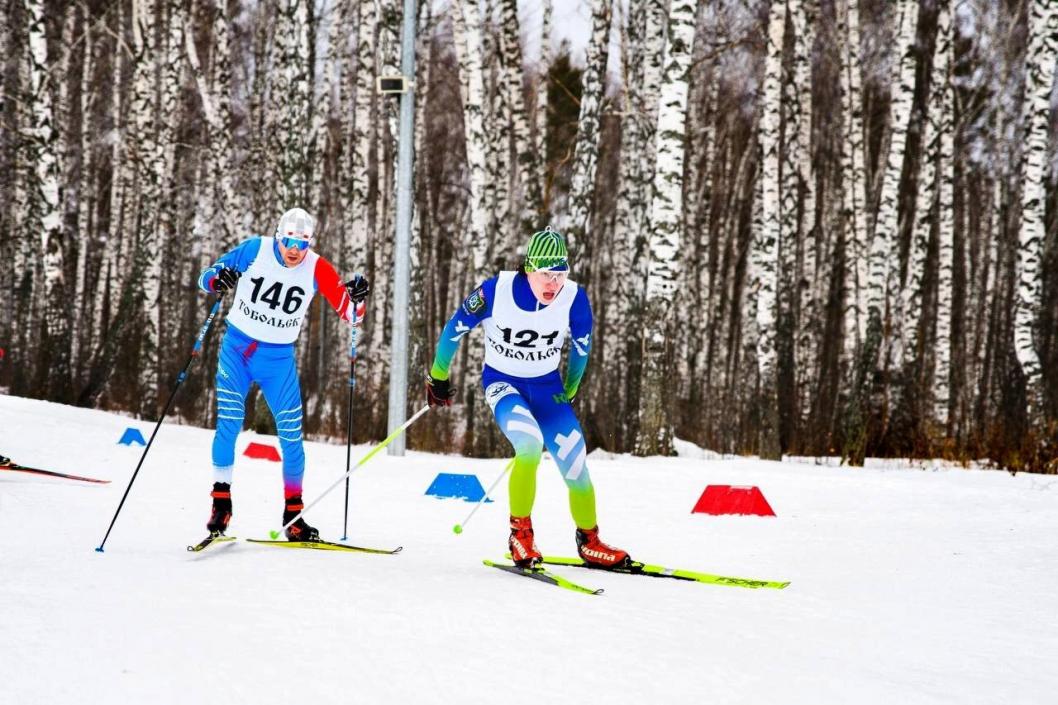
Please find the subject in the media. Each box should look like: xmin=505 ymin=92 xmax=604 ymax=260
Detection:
xmin=198 ymin=208 xmax=370 ymax=541
xmin=426 ymin=227 xmax=631 ymax=568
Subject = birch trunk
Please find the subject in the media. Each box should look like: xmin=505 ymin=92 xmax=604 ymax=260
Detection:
xmin=485 ymin=2 xmax=511 ymax=260
xmin=128 ymin=0 xmax=161 ymax=414
xmin=27 ymin=0 xmax=70 ymax=398
xmin=1015 ymin=0 xmax=1058 ymax=423
xmin=498 ymin=0 xmax=540 ymax=225
xmin=932 ymin=0 xmax=955 ymax=427
xmin=0 ymin=3 xmax=17 ymax=343
xmin=186 ymin=0 xmax=238 ymax=251
xmin=839 ymin=0 xmax=868 ymax=364
xmin=269 ymin=0 xmax=314 ymax=207
xmin=92 ymin=0 xmax=127 ymax=363
xmin=635 ymin=0 xmax=696 ymax=457
xmin=871 ymin=0 xmax=917 ymax=369
xmin=68 ymin=7 xmax=91 ymax=380
xmin=844 ymin=0 xmax=916 ymax=464
xmin=451 ymin=0 xmax=490 ymax=275
xmin=349 ymin=0 xmax=376 ymax=262
xmin=754 ymin=0 xmax=786 ymax=460
xmin=792 ymin=0 xmax=818 ymax=423
xmin=138 ymin=0 xmax=183 ymax=416
xmin=534 ymin=0 xmax=552 ymax=193
xmin=566 ymin=0 xmax=612 ymax=251
xmin=606 ymin=0 xmax=665 ymax=446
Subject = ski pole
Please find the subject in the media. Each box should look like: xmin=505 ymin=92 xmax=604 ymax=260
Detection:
xmin=96 ymin=297 xmax=224 ymax=552
xmin=452 ymin=458 xmax=514 ymax=535
xmin=270 ymin=403 xmax=431 ymax=539
xmin=341 ymin=314 xmax=363 ymax=540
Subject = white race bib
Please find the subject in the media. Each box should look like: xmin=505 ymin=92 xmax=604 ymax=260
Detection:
xmin=482 ymin=271 xmax=577 ymax=377
xmin=225 ymin=237 xmax=318 ymax=344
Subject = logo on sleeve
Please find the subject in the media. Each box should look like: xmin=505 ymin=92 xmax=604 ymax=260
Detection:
xmin=462 ymin=287 xmax=486 ymax=315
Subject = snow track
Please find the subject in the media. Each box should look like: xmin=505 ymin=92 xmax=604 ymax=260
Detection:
xmin=1 ymin=394 xmax=1055 ymax=704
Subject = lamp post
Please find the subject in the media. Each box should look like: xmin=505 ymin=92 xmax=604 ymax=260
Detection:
xmin=386 ymin=0 xmax=418 ymax=456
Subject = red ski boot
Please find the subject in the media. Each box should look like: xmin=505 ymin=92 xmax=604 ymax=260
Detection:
xmin=283 ymin=496 xmax=320 ymax=541
xmin=509 ymin=515 xmax=542 ymax=568
xmin=575 ymin=526 xmax=630 ymax=568
xmin=206 ymin=482 xmax=232 ymax=535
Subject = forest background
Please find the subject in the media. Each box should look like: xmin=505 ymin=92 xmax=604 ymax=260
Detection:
xmin=3 ymin=0 xmax=1058 ymax=473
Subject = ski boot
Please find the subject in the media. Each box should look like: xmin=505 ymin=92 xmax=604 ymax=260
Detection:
xmin=283 ymin=496 xmax=320 ymax=542
xmin=575 ymin=526 xmax=631 ymax=568
xmin=509 ymin=515 xmax=542 ymax=568
xmin=0 ymin=455 xmax=10 ymax=466
xmin=206 ymin=482 xmax=232 ymax=535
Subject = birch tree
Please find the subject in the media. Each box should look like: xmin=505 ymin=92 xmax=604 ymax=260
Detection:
xmin=566 ymin=0 xmax=613 ymax=250
xmin=932 ymin=2 xmax=954 ymax=429
xmin=839 ymin=0 xmax=868 ymax=365
xmin=1015 ymin=0 xmax=1058 ymax=424
xmin=635 ymin=0 xmax=696 ymax=457
xmin=872 ymin=0 xmax=918 ymax=369
xmin=451 ymin=0 xmax=490 ymax=274
xmin=534 ymin=0 xmax=552 ymax=192
xmin=485 ymin=0 xmax=513 ymax=255
xmin=606 ymin=0 xmax=665 ymax=446
xmin=498 ymin=0 xmax=541 ymax=225
xmin=350 ymin=0 xmax=376 ymax=257
xmin=844 ymin=0 xmax=917 ymax=465
xmin=753 ymin=0 xmax=786 ymax=460
xmin=128 ymin=0 xmax=164 ymax=416
xmin=269 ymin=0 xmax=314 ymax=207
xmin=26 ymin=0 xmax=69 ymax=399
xmin=187 ymin=0 xmax=239 ymax=252
xmin=906 ymin=0 xmax=954 ymax=426
xmin=791 ymin=0 xmax=818 ymax=422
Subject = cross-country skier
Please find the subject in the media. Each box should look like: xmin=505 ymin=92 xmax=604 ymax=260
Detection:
xmin=197 ymin=207 xmax=370 ymax=541
xmin=426 ymin=226 xmax=631 ymax=569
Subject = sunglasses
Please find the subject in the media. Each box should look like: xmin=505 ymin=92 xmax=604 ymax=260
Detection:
xmin=533 ymin=269 xmax=568 ymax=283
xmin=279 ymin=235 xmax=312 ymax=251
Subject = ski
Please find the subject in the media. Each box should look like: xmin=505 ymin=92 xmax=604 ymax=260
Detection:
xmin=245 ymin=538 xmax=402 ymax=554
xmin=0 ymin=461 xmax=109 ymax=484
xmin=187 ymin=533 xmax=237 ymax=552
xmin=483 ymin=559 xmax=603 ymax=595
xmin=533 ymin=555 xmax=790 ymax=590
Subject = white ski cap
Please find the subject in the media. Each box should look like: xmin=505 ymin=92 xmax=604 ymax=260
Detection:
xmin=275 ymin=207 xmax=315 ymax=240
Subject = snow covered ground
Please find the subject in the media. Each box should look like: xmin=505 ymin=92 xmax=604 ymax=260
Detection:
xmin=2 ymin=393 xmax=1056 ymax=705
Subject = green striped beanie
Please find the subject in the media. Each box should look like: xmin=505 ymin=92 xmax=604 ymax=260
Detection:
xmin=524 ymin=226 xmax=569 ymax=272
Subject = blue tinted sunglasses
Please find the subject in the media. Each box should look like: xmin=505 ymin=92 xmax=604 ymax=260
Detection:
xmin=279 ymin=235 xmax=312 ymax=251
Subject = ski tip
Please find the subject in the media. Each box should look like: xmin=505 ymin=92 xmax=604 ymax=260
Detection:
xmin=452 ymin=524 xmax=463 ymax=534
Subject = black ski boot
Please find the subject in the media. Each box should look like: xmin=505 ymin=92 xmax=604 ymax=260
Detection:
xmin=206 ymin=482 xmax=232 ymax=535
xmin=0 ymin=455 xmax=10 ymax=466
xmin=283 ymin=496 xmax=319 ymax=541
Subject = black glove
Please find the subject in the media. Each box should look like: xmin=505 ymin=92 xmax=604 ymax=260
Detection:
xmin=212 ymin=267 xmax=241 ymax=293
xmin=345 ymin=274 xmax=371 ymax=303
xmin=426 ymin=374 xmax=454 ymax=407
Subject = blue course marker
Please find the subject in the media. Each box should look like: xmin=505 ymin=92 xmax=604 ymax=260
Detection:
xmin=425 ymin=473 xmax=493 ymax=502
xmin=117 ymin=428 xmax=147 ymax=446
